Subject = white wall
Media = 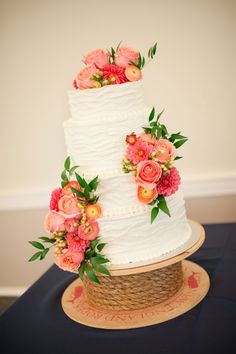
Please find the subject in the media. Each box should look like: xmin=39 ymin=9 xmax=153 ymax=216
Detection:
xmin=0 ymin=0 xmax=236 ymax=292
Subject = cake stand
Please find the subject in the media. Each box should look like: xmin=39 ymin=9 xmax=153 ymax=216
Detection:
xmin=61 ymin=220 xmax=210 ymax=329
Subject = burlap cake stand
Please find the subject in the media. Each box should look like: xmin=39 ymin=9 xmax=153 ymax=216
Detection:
xmin=61 ymin=220 xmax=210 ymax=329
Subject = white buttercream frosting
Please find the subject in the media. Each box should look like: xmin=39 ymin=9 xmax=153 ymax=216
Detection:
xmin=64 ymin=81 xmax=191 ymax=267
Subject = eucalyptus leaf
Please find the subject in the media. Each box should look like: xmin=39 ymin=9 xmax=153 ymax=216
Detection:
xmin=64 ymin=156 xmax=71 ymax=171
xmin=28 ymin=251 xmax=42 ymax=262
xmin=174 ymin=138 xmax=188 ymax=149
xmin=158 ymin=199 xmax=171 ymax=217
xmin=85 ymin=263 xmax=100 ymax=284
xmin=29 ymin=241 xmax=45 ymax=250
xmin=151 ymin=207 xmax=159 ymax=224
xmin=61 ymin=170 xmax=69 ymax=182
xmin=149 ymin=107 xmax=155 ymax=122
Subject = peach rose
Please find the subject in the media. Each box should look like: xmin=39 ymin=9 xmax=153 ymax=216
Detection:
xmin=75 ymin=64 xmax=99 ymax=90
xmin=136 ymin=160 xmax=162 ymax=189
xmin=154 ymin=139 xmax=176 ymax=163
xmin=44 ymin=211 xmax=65 ymax=233
xmin=84 ymin=49 xmax=110 ymax=68
xmin=140 ymin=133 xmax=157 ymax=146
xmin=78 ymin=220 xmax=99 ymax=241
xmin=58 ymin=250 xmax=84 ymax=272
xmin=62 ymin=181 xmax=81 ymax=196
xmin=58 ymin=195 xmax=81 ymax=215
xmin=115 ymin=46 xmax=139 ymax=68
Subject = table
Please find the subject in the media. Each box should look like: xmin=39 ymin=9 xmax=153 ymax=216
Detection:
xmin=1 ymin=223 xmax=236 ymax=354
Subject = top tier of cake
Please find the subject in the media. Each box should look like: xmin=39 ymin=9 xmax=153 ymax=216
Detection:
xmin=68 ymin=80 xmax=146 ymax=120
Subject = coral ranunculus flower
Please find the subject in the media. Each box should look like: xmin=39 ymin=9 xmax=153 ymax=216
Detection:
xmin=102 ymin=64 xmax=128 ymax=85
xmin=156 ymin=167 xmax=181 ymax=197
xmin=66 ymin=233 xmax=90 ymax=253
xmin=58 ymin=250 xmax=84 ymax=272
xmin=125 ymin=65 xmax=142 ymax=82
xmin=137 ymin=185 xmax=158 ymax=204
xmin=136 ymin=160 xmax=162 ymax=189
xmin=85 ymin=204 xmax=102 ymax=219
xmin=126 ymin=139 xmax=154 ymax=164
xmin=83 ymin=49 xmax=110 ymax=69
xmin=64 ymin=216 xmax=81 ymax=233
xmin=78 ymin=220 xmax=99 ymax=241
xmin=49 ymin=188 xmax=62 ymax=211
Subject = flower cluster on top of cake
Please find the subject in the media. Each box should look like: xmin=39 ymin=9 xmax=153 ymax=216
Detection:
xmin=29 ymin=157 xmax=110 ymax=284
xmin=73 ymin=42 xmax=157 ymax=90
xmin=122 ymin=108 xmax=188 ymax=223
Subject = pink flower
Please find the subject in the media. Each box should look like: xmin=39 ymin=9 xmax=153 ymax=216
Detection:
xmin=62 ymin=180 xmax=81 ymax=196
xmin=154 ymin=139 xmax=176 ymax=164
xmin=101 ymin=64 xmax=128 ymax=85
xmin=49 ymin=188 xmax=62 ymax=211
xmin=64 ymin=216 xmax=81 ymax=233
xmin=58 ymin=195 xmax=81 ymax=215
xmin=126 ymin=139 xmax=154 ymax=164
xmin=78 ymin=220 xmax=99 ymax=241
xmin=115 ymin=46 xmax=139 ymax=68
xmin=84 ymin=49 xmax=110 ymax=68
xmin=66 ymin=233 xmax=90 ymax=253
xmin=44 ymin=211 xmax=65 ymax=233
xmin=136 ymin=160 xmax=162 ymax=189
xmin=75 ymin=64 xmax=100 ymax=90
xmin=125 ymin=65 xmax=142 ymax=82
xmin=140 ymin=133 xmax=157 ymax=146
xmin=156 ymin=167 xmax=181 ymax=197
xmin=58 ymin=250 xmax=84 ymax=272
xmin=126 ymin=133 xmax=137 ymax=145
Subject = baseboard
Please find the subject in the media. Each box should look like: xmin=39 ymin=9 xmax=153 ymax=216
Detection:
xmin=0 ymin=173 xmax=236 ymax=210
xmin=0 ymin=287 xmax=28 ymax=297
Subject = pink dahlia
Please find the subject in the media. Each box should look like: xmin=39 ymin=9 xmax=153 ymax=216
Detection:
xmin=156 ymin=167 xmax=181 ymax=197
xmin=50 ymin=188 xmax=62 ymax=211
xmin=66 ymin=233 xmax=90 ymax=253
xmin=126 ymin=138 xmax=155 ymax=165
xmin=101 ymin=64 xmax=128 ymax=85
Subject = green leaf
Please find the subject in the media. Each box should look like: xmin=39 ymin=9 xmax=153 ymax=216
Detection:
xmin=78 ymin=262 xmax=86 ymax=280
xmin=38 ymin=237 xmax=56 ymax=244
xmin=94 ymin=255 xmax=110 ymax=264
xmin=151 ymin=126 xmax=157 ymax=138
xmin=69 ymin=165 xmax=79 ymax=175
xmin=142 ymin=127 xmax=151 ymax=133
xmin=171 ymin=133 xmax=187 ymax=140
xmin=116 ymin=40 xmax=122 ymax=52
xmin=40 ymin=248 xmax=49 ymax=260
xmin=89 ymin=176 xmax=99 ymax=191
xmin=152 ymin=42 xmax=157 ymax=55
xmin=92 ymin=262 xmax=110 ymax=276
xmin=70 ymin=186 xmax=85 ymax=198
xmin=29 ymin=241 xmax=45 ymax=250
xmin=151 ymin=207 xmax=159 ymax=224
xmin=158 ymin=198 xmax=171 ymax=217
xmin=28 ymin=251 xmax=42 ymax=262
xmin=149 ymin=107 xmax=155 ymax=122
xmin=83 ymin=186 xmax=90 ymax=200
xmin=64 ymin=157 xmax=71 ymax=171
xmin=175 ymin=156 xmax=183 ymax=160
xmin=161 ymin=124 xmax=168 ymax=136
xmin=61 ymin=180 xmax=67 ymax=188
xmin=85 ymin=263 xmax=100 ymax=284
xmin=61 ymin=170 xmax=68 ymax=182
xmin=90 ymin=238 xmax=100 ymax=249
xmin=156 ymin=126 xmax=162 ymax=140
xmin=174 ymin=138 xmax=188 ymax=149
xmin=75 ymin=172 xmax=86 ymax=188
xmin=156 ymin=109 xmax=164 ymax=122
xmin=97 ymin=243 xmax=106 ymax=252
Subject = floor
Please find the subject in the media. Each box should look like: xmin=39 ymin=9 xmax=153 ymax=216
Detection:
xmin=0 ymin=297 xmax=18 ymax=315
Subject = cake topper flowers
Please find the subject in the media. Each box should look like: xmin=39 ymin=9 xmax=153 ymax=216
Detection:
xmin=28 ymin=157 xmax=110 ymax=284
xmin=122 ymin=108 xmax=188 ymax=223
xmin=73 ymin=42 xmax=157 ymax=90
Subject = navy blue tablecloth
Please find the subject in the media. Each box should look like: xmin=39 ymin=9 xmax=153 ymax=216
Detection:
xmin=1 ymin=223 xmax=236 ymax=354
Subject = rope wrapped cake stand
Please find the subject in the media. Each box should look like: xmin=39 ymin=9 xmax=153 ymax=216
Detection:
xmin=61 ymin=220 xmax=210 ymax=329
